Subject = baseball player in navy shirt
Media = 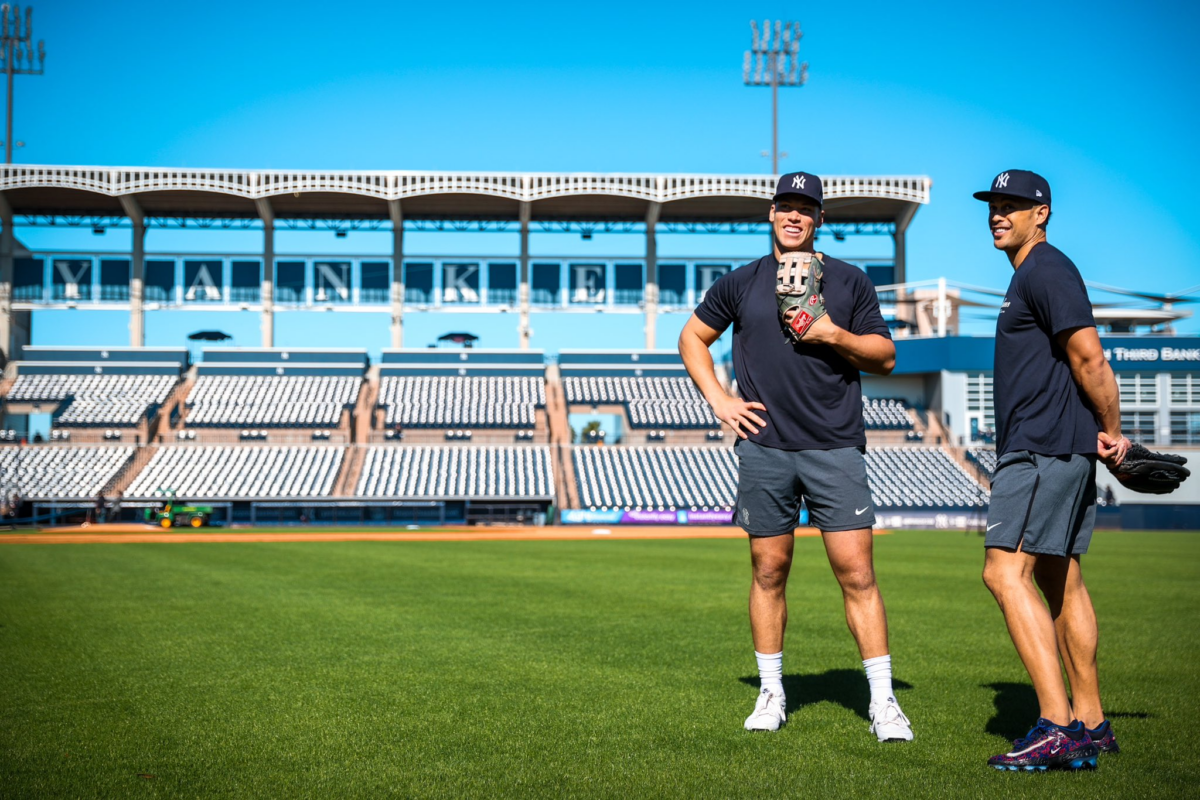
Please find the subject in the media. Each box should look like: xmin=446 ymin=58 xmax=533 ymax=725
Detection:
xmin=678 ymin=172 xmax=913 ymax=742
xmin=974 ymin=170 xmax=1129 ymax=771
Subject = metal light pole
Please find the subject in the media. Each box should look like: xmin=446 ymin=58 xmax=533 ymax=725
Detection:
xmin=0 ymin=4 xmax=44 ymax=164
xmin=743 ymin=19 xmax=806 ymax=175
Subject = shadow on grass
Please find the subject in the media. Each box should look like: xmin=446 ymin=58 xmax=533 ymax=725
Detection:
xmin=983 ymin=682 xmax=1153 ymax=738
xmin=740 ymin=669 xmax=914 ymax=721
xmin=983 ymin=682 xmax=1038 ymax=739
xmin=1107 ymin=711 xmax=1153 ymax=720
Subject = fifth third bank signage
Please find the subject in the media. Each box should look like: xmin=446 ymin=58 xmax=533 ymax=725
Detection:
xmin=1103 ymin=344 xmax=1200 ymax=364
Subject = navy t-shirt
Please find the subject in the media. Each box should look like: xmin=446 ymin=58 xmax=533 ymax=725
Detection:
xmin=694 ymin=253 xmax=891 ymax=450
xmin=994 ymin=242 xmax=1100 ymax=457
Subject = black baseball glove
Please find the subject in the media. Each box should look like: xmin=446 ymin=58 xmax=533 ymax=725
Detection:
xmin=1108 ymin=443 xmax=1191 ymax=495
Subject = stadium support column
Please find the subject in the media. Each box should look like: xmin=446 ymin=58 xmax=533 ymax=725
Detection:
xmin=892 ymin=201 xmax=918 ymax=332
xmin=0 ymin=191 xmax=11 ymax=364
xmin=644 ymin=202 xmax=661 ymax=350
xmin=518 ymin=201 xmax=531 ymax=349
xmin=256 ymin=199 xmax=275 ymax=347
xmin=388 ymin=199 xmax=404 ymax=348
xmin=119 ymin=196 xmax=146 ymax=347
xmin=893 ymin=201 xmax=918 ymax=286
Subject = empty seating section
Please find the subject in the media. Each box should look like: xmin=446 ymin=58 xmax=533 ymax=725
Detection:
xmin=185 ymin=376 xmax=360 ymax=427
xmin=6 ymin=374 xmax=177 ymax=426
xmin=355 ymin=446 xmax=554 ymax=498
xmin=863 ymin=397 xmax=914 ymax=430
xmin=967 ymin=448 xmax=998 ymax=479
xmin=564 ymin=376 xmax=718 ymax=428
xmin=127 ymin=446 xmax=343 ymax=498
xmin=627 ymin=401 xmax=717 ymax=428
xmin=573 ymin=446 xmax=737 ymax=510
xmin=0 ymin=446 xmax=133 ymax=499
xmin=865 ymin=447 xmax=989 ymax=509
xmin=377 ymin=377 xmax=545 ymax=428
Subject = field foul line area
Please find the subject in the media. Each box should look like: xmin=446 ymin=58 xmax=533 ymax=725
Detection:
xmin=0 ymin=524 xmax=872 ymax=545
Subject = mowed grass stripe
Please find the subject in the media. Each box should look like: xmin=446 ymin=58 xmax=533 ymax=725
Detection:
xmin=0 ymin=532 xmax=1197 ymax=798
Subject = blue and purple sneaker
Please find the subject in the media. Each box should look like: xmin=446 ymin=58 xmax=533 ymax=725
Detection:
xmin=987 ymin=718 xmax=1099 ymax=771
xmin=1086 ymin=719 xmax=1120 ymax=754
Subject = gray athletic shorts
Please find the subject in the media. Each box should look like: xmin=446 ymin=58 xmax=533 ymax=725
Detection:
xmin=985 ymin=450 xmax=1097 ymax=556
xmin=733 ymin=439 xmax=875 ymax=535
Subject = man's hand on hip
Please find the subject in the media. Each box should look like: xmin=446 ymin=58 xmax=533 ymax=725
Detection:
xmin=710 ymin=394 xmax=767 ymax=439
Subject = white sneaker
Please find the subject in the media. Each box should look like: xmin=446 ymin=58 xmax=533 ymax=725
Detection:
xmin=744 ymin=688 xmax=786 ymax=731
xmin=868 ymin=696 xmax=913 ymax=742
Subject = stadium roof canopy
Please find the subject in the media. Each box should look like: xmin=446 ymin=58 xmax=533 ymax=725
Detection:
xmin=0 ymin=165 xmax=930 ymax=226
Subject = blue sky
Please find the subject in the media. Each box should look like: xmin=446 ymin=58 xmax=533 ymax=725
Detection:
xmin=19 ymin=0 xmax=1200 ymax=351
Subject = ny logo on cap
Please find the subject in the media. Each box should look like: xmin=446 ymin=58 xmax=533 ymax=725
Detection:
xmin=995 ymin=173 xmax=1010 ymax=189
xmin=793 ymin=174 xmax=805 ymax=189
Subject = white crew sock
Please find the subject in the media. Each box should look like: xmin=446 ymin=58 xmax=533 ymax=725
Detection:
xmin=863 ymin=654 xmax=894 ymax=705
xmin=755 ymin=651 xmax=784 ymax=696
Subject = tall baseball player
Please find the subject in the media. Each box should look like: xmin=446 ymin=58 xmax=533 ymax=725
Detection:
xmin=973 ymin=169 xmax=1126 ymax=771
xmin=678 ymin=171 xmax=913 ymax=742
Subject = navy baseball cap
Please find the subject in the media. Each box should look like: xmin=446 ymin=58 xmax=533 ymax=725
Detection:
xmin=973 ymin=169 xmax=1051 ymax=206
xmin=773 ymin=171 xmax=823 ymax=207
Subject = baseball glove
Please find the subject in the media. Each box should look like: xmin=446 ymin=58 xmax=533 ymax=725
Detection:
xmin=1108 ymin=442 xmax=1191 ymax=494
xmin=776 ymin=251 xmax=827 ymax=342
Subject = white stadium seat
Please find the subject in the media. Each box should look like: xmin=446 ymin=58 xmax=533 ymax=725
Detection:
xmin=185 ymin=375 xmax=360 ymax=428
xmin=572 ymin=446 xmax=737 ymax=510
xmin=355 ymin=445 xmax=554 ymax=498
xmin=571 ymin=445 xmax=988 ymax=512
xmin=563 ymin=376 xmax=718 ymax=429
xmin=377 ymin=376 xmax=545 ymax=428
xmin=0 ymin=446 xmax=134 ymax=499
xmin=6 ymin=374 xmax=177 ymax=427
xmin=126 ymin=445 xmax=343 ymax=499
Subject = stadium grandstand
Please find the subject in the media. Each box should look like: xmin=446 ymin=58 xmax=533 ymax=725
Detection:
xmin=1 ymin=166 xmax=1198 ymax=529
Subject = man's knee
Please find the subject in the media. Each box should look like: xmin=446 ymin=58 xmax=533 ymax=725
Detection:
xmin=752 ymin=554 xmax=791 ymax=593
xmin=983 ymin=553 xmax=1029 ymax=598
xmin=834 ymin=565 xmax=877 ymax=595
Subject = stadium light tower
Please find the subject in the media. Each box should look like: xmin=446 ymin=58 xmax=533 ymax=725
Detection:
xmin=0 ymin=4 xmax=44 ymax=164
xmin=743 ymin=19 xmax=806 ymax=175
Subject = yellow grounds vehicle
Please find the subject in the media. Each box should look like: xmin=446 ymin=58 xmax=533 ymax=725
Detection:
xmin=144 ymin=489 xmax=214 ymax=529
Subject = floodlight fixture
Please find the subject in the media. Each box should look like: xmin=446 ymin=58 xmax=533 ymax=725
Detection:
xmin=744 ymin=19 xmax=806 ymax=175
xmin=0 ymin=4 xmax=45 ymax=163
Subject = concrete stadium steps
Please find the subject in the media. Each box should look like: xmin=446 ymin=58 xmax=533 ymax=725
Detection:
xmin=543 ymin=366 xmax=570 ymax=446
xmin=950 ymin=447 xmax=993 ymax=489
xmin=102 ymin=444 xmax=159 ymax=497
xmin=147 ymin=370 xmax=194 ymax=442
xmin=555 ymin=442 xmax=580 ymax=510
xmin=332 ymin=445 xmax=363 ymax=496
xmin=352 ymin=373 xmax=377 ymax=444
xmin=160 ymin=372 xmax=197 ymax=437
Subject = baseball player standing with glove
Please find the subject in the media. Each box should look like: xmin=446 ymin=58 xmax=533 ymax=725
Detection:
xmin=678 ymin=172 xmax=913 ymax=742
xmin=974 ymin=170 xmax=1130 ymax=771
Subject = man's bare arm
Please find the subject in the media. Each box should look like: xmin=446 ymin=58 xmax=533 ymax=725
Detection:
xmin=678 ymin=314 xmax=767 ymax=439
xmin=800 ymin=314 xmax=896 ymax=375
xmin=1058 ymin=325 xmax=1129 ymax=465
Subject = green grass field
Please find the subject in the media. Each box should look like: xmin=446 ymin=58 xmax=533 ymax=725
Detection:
xmin=1 ymin=530 xmax=1198 ymax=798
